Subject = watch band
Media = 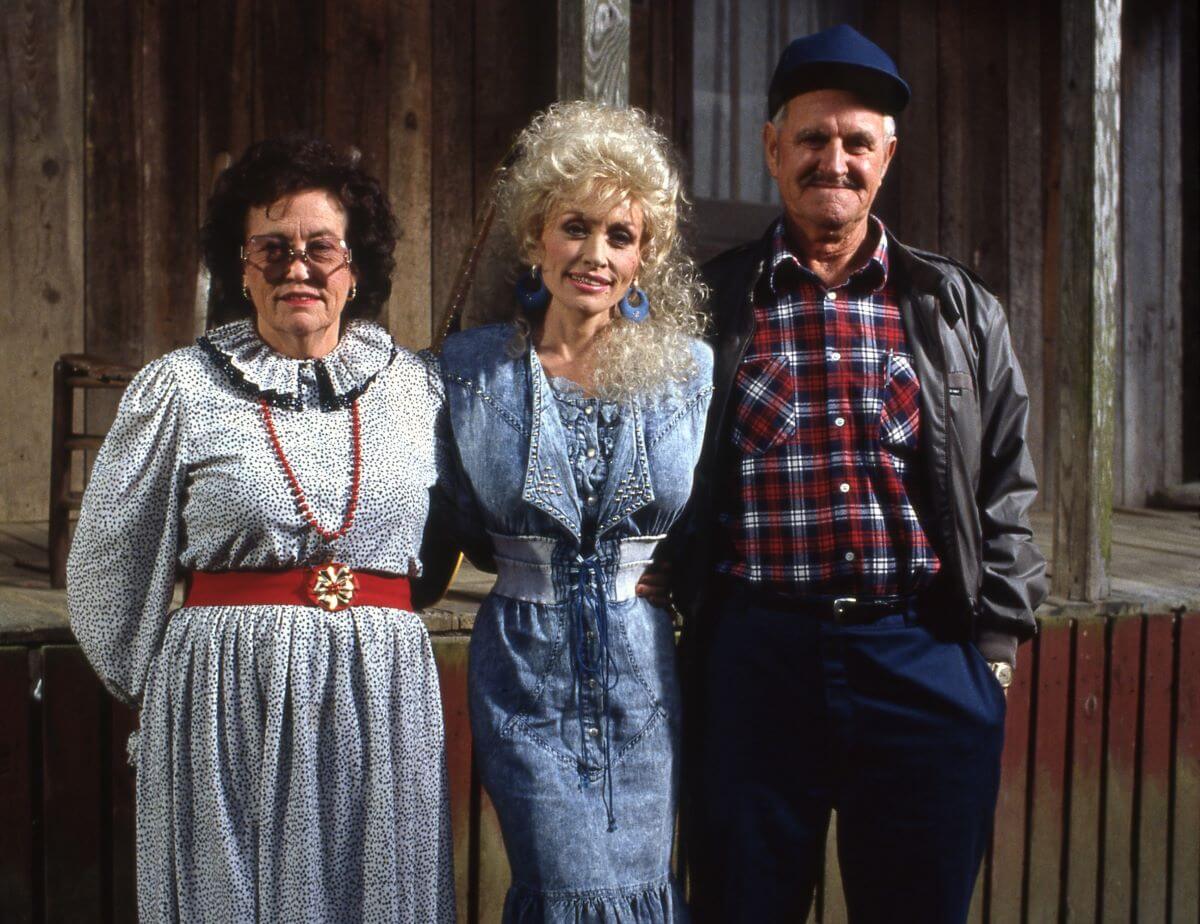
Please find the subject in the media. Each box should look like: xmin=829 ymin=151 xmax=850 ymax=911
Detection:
xmin=988 ymin=660 xmax=1014 ymax=689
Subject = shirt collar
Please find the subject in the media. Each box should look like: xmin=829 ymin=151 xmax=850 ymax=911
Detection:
xmin=766 ymin=215 xmax=890 ymax=296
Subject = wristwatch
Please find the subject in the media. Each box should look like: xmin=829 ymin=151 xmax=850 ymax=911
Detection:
xmin=988 ymin=661 xmax=1014 ymax=689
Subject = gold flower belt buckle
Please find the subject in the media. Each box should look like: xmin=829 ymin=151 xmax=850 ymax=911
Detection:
xmin=307 ymin=562 xmax=358 ymax=612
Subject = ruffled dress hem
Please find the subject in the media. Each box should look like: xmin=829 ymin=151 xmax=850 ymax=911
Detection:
xmin=502 ymin=874 xmax=686 ymax=923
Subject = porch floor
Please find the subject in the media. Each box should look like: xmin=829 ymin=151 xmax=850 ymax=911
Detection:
xmin=2 ymin=507 xmax=1197 ymax=643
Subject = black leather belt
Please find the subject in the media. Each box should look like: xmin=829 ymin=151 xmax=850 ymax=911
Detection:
xmin=716 ymin=579 xmax=916 ymax=625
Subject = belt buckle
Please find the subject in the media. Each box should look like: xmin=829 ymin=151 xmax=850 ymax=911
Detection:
xmin=308 ymin=562 xmax=358 ymax=612
xmin=832 ymin=596 xmax=858 ymax=623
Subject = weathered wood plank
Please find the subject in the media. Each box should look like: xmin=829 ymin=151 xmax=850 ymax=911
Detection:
xmin=1065 ymin=615 xmax=1105 ymax=923
xmin=1038 ymin=0 xmax=1063 ymax=513
xmin=558 ymin=0 xmax=631 ymax=106
xmin=254 ymin=0 xmax=325 ymax=139
xmin=1159 ymin=0 xmax=1183 ymax=491
xmin=140 ymin=0 xmax=199 ymax=363
xmin=1005 ymin=0 xmax=1046 ymax=504
xmin=1173 ymin=613 xmax=1200 ymax=922
xmin=961 ymin=0 xmax=1007 ymax=299
xmin=434 ymin=637 xmax=473 ymax=920
xmin=430 ymin=0 xmax=476 ymax=336
xmin=41 ymin=645 xmax=104 ymax=923
xmin=935 ymin=0 xmax=966 ymax=264
xmin=1052 ymin=0 xmax=1121 ymax=601
xmin=894 ymin=0 xmax=939 ymax=251
xmin=989 ymin=636 xmax=1032 ymax=924
xmin=385 ymin=0 xmax=433 ymax=349
xmin=1027 ymin=620 xmax=1071 ymax=923
xmin=0 ymin=0 xmax=86 ymax=522
xmin=0 ymin=648 xmax=34 ymax=923
xmin=1102 ymin=615 xmax=1141 ymax=923
xmin=1118 ymin=10 xmax=1165 ymax=507
xmin=1136 ymin=612 xmax=1173 ymax=922
xmin=323 ymin=0 xmax=390 ymax=181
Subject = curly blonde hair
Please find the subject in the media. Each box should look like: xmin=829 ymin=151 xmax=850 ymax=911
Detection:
xmin=492 ymin=101 xmax=706 ymax=402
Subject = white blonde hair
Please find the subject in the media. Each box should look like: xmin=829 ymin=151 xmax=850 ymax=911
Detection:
xmin=492 ymin=100 xmax=706 ymax=402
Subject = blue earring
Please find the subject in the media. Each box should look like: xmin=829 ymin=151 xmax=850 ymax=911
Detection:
xmin=515 ymin=265 xmax=551 ymax=312
xmin=618 ymin=285 xmax=650 ymax=323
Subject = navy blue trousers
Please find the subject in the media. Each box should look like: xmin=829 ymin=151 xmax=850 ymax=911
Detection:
xmin=687 ymin=596 xmax=1006 ymax=924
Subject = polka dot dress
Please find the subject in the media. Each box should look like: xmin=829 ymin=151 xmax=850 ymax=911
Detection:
xmin=67 ymin=320 xmax=457 ymax=923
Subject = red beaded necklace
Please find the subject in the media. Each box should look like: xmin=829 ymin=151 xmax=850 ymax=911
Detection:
xmin=259 ymin=397 xmax=362 ymax=543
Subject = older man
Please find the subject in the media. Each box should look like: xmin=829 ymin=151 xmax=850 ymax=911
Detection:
xmin=673 ymin=25 xmax=1046 ymax=924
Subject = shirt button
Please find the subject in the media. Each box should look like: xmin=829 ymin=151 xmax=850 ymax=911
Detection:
xmin=844 ymin=551 xmax=856 ymax=562
xmin=839 ymin=482 xmax=850 ymax=493
xmin=825 ymin=290 xmax=836 ymax=301
xmin=586 ymin=494 xmax=598 ymax=505
xmin=834 ymin=416 xmax=846 ymax=427
xmin=830 ymin=351 xmax=842 ymax=362
xmin=584 ymin=406 xmax=594 ymax=416
xmin=586 ymin=447 xmax=596 ymax=459
xmin=587 ymin=726 xmax=601 ymax=738
xmin=587 ymin=678 xmax=598 ymax=689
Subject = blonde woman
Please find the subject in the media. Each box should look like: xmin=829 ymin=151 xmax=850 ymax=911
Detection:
xmin=434 ymin=102 xmax=711 ymax=921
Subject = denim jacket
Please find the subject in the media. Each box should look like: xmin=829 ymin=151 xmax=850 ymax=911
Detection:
xmin=437 ymin=323 xmax=714 ymax=564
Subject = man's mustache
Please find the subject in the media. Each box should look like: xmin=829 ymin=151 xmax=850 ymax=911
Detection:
xmin=798 ymin=171 xmax=860 ymax=189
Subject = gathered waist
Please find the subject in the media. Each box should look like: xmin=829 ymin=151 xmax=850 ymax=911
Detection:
xmin=489 ymin=534 xmax=663 ymax=605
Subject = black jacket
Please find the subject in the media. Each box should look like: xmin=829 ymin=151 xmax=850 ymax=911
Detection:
xmin=671 ymin=225 xmax=1047 ymax=665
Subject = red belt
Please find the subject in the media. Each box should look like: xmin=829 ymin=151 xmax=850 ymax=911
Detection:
xmin=184 ymin=563 xmax=412 ymax=613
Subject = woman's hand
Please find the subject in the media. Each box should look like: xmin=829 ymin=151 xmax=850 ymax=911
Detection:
xmin=635 ymin=561 xmax=672 ymax=609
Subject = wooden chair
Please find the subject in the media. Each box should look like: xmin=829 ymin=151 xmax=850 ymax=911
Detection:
xmin=48 ymin=354 xmax=137 ymax=588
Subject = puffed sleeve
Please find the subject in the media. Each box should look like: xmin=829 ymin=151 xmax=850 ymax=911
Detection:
xmin=67 ymin=356 xmax=189 ymax=705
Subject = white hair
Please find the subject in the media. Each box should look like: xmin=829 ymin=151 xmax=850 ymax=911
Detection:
xmin=771 ymin=102 xmax=897 ymax=140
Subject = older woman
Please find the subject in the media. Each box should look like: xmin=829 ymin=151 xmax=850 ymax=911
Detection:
xmin=435 ymin=102 xmax=711 ymax=922
xmin=68 ymin=137 xmax=455 ymax=923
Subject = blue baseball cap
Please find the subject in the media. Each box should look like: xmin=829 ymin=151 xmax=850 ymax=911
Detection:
xmin=767 ymin=24 xmax=910 ymax=118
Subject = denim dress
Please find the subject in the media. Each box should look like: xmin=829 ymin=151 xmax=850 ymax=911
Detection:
xmin=438 ymin=323 xmax=713 ymax=922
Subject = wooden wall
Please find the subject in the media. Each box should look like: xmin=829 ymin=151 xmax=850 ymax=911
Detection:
xmin=687 ymin=0 xmax=1193 ymax=511
xmin=0 ymin=0 xmax=695 ymax=524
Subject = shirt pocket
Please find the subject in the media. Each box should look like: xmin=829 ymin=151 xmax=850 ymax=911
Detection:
xmin=730 ymin=355 xmax=798 ymax=456
xmin=878 ymin=351 xmax=921 ymax=454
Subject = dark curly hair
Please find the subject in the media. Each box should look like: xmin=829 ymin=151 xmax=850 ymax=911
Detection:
xmin=202 ymin=135 xmax=398 ymax=326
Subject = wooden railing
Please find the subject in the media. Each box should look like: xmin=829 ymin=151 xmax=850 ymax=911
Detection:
xmin=1 ymin=612 xmax=1198 ymax=923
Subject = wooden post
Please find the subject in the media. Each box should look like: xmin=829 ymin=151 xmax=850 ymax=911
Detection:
xmin=1052 ymin=0 xmax=1121 ymax=601
xmin=557 ymin=0 xmax=631 ymax=104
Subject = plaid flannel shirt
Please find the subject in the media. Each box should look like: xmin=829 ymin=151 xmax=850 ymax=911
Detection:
xmin=717 ymin=218 xmax=940 ymax=595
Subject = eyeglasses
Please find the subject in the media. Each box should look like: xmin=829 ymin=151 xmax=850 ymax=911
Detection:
xmin=241 ymin=235 xmax=352 ymax=279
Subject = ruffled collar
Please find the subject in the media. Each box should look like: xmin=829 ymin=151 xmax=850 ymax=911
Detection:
xmin=197 ymin=319 xmax=397 ymax=410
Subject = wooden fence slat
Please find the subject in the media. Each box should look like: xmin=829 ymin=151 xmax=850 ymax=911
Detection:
xmin=476 ymin=785 xmax=510 ymax=924
xmin=110 ymin=702 xmax=138 ymax=922
xmin=434 ymin=638 xmax=474 ymax=920
xmin=1173 ymin=613 xmax=1200 ymax=922
xmin=822 ymin=811 xmax=847 ymax=924
xmin=41 ymin=645 xmax=105 ymax=924
xmin=0 ymin=648 xmax=34 ymax=923
xmin=1102 ymin=615 xmax=1142 ymax=923
xmin=1065 ymin=616 xmax=1106 ymax=923
xmin=989 ymin=635 xmax=1033 ymax=924
xmin=1027 ymin=619 xmax=1072 ymax=922
xmin=935 ymin=0 xmax=966 ymax=266
xmin=1136 ymin=613 xmax=1174 ymax=922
